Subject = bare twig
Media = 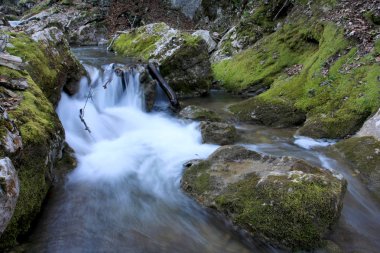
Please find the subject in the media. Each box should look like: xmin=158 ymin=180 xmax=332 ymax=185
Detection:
xmin=79 ymin=109 xmax=91 ymax=133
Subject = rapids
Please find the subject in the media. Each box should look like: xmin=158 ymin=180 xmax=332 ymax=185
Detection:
xmin=22 ymin=47 xmax=380 ymax=253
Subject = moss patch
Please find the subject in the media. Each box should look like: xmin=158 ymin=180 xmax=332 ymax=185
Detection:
xmin=7 ymin=31 xmax=83 ymax=106
xmin=220 ymin=21 xmax=380 ymax=138
xmin=215 ymin=173 xmax=344 ymax=250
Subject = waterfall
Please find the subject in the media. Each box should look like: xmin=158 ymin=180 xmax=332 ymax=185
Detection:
xmin=27 ymin=63 xmax=264 ymax=253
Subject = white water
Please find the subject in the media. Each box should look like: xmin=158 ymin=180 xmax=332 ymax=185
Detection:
xmin=27 ymin=63 xmax=272 ymax=253
xmin=57 ymin=64 xmax=217 ymax=197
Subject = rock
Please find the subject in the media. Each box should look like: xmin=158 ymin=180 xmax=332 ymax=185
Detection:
xmin=18 ymin=4 xmax=108 ymax=46
xmin=112 ymin=23 xmax=212 ymax=97
xmin=0 ymin=157 xmax=19 ymax=234
xmin=0 ymin=76 xmax=29 ymax=90
xmin=0 ymin=12 xmax=10 ymax=27
xmin=334 ymin=137 xmax=380 ymax=200
xmin=170 ymin=0 xmax=201 ymax=19
xmin=179 ymin=105 xmax=222 ymax=122
xmin=0 ymin=109 xmax=22 ymax=153
xmin=0 ymin=34 xmax=9 ymax=52
xmin=229 ymin=97 xmax=306 ymax=128
xmin=0 ymin=27 xmax=83 ymax=249
xmin=199 ymin=121 xmax=237 ymax=145
xmin=181 ymin=145 xmax=346 ymax=251
xmin=0 ymin=52 xmax=24 ymax=71
xmin=192 ymin=30 xmax=217 ymax=52
xmin=356 ymin=109 xmax=380 ymax=141
xmin=142 ymin=79 xmax=157 ymax=112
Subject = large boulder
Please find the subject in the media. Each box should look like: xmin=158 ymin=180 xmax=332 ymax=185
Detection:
xmin=181 ymin=145 xmax=346 ymax=251
xmin=112 ymin=23 xmax=213 ymax=97
xmin=229 ymin=97 xmax=306 ymax=128
xmin=0 ymin=158 xmax=19 ymax=234
xmin=179 ymin=105 xmax=222 ymax=122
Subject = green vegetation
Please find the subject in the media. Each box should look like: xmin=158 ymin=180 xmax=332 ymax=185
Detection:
xmin=334 ymin=137 xmax=380 ymax=200
xmin=113 ymin=32 xmax=160 ymax=60
xmin=218 ymin=21 xmax=380 ymax=138
xmin=215 ymin=172 xmax=344 ymax=250
xmin=0 ymin=30 xmax=80 ymax=249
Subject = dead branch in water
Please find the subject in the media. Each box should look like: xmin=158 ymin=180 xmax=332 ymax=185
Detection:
xmin=79 ymin=109 xmax=91 ymax=133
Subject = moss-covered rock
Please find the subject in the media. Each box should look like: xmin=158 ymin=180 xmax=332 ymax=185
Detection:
xmin=112 ymin=23 xmax=212 ymax=97
xmin=218 ymin=21 xmax=380 ymax=138
xmin=6 ymin=28 xmax=84 ymax=106
xmin=229 ymin=96 xmax=306 ymax=127
xmin=334 ymin=137 xmax=380 ymax=200
xmin=0 ymin=28 xmax=82 ymax=249
xmin=181 ymin=145 xmax=347 ymax=251
xmin=179 ymin=105 xmax=222 ymax=122
xmin=199 ymin=121 xmax=237 ymax=145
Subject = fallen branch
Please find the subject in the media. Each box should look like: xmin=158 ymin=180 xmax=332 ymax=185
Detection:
xmin=79 ymin=109 xmax=91 ymax=133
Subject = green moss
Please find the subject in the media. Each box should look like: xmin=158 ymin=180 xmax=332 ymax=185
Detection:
xmin=213 ymin=20 xmax=320 ymax=91
xmin=6 ymin=31 xmax=83 ymax=105
xmin=220 ymin=21 xmax=380 ymax=138
xmin=113 ymin=30 xmax=160 ymax=60
xmin=182 ymin=161 xmax=213 ymax=195
xmin=334 ymin=137 xmax=380 ymax=199
xmin=375 ymin=39 xmax=380 ymax=55
xmin=215 ymin=173 xmax=344 ymax=250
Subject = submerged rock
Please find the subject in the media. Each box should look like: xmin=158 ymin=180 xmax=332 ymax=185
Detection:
xmin=199 ymin=121 xmax=237 ymax=145
xmin=334 ymin=137 xmax=380 ymax=200
xmin=0 ymin=157 xmax=19 ymax=234
xmin=179 ymin=105 xmax=222 ymax=122
xmin=181 ymin=145 xmax=346 ymax=251
xmin=112 ymin=23 xmax=212 ymax=97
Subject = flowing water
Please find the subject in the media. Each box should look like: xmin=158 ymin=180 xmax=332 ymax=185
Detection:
xmin=22 ymin=47 xmax=380 ymax=253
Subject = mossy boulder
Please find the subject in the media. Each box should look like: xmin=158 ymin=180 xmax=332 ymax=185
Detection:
xmin=112 ymin=23 xmax=213 ymax=97
xmin=179 ymin=105 xmax=222 ymax=122
xmin=199 ymin=121 xmax=237 ymax=145
xmin=229 ymin=96 xmax=306 ymax=127
xmin=181 ymin=145 xmax=347 ymax=251
xmin=0 ymin=28 xmax=82 ymax=249
xmin=215 ymin=20 xmax=380 ymax=138
xmin=334 ymin=137 xmax=380 ymax=200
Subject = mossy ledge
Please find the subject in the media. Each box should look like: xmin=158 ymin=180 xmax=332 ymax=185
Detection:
xmin=215 ymin=20 xmax=380 ymax=138
xmin=0 ymin=30 xmax=82 ymax=249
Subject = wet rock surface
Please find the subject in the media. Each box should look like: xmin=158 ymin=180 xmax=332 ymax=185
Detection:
xmin=334 ymin=137 xmax=380 ymax=200
xmin=199 ymin=121 xmax=237 ymax=145
xmin=179 ymin=105 xmax=222 ymax=122
xmin=181 ymin=145 xmax=347 ymax=251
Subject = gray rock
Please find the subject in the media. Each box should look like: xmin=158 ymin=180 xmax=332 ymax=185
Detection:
xmin=0 ymin=157 xmax=19 ymax=234
xmin=0 ymin=76 xmax=29 ymax=90
xmin=170 ymin=0 xmax=201 ymax=19
xmin=179 ymin=105 xmax=222 ymax=122
xmin=192 ymin=30 xmax=217 ymax=52
xmin=199 ymin=121 xmax=237 ymax=145
xmin=0 ymin=109 xmax=22 ymax=154
xmin=356 ymin=108 xmax=380 ymax=141
xmin=181 ymin=145 xmax=346 ymax=250
xmin=0 ymin=52 xmax=24 ymax=71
